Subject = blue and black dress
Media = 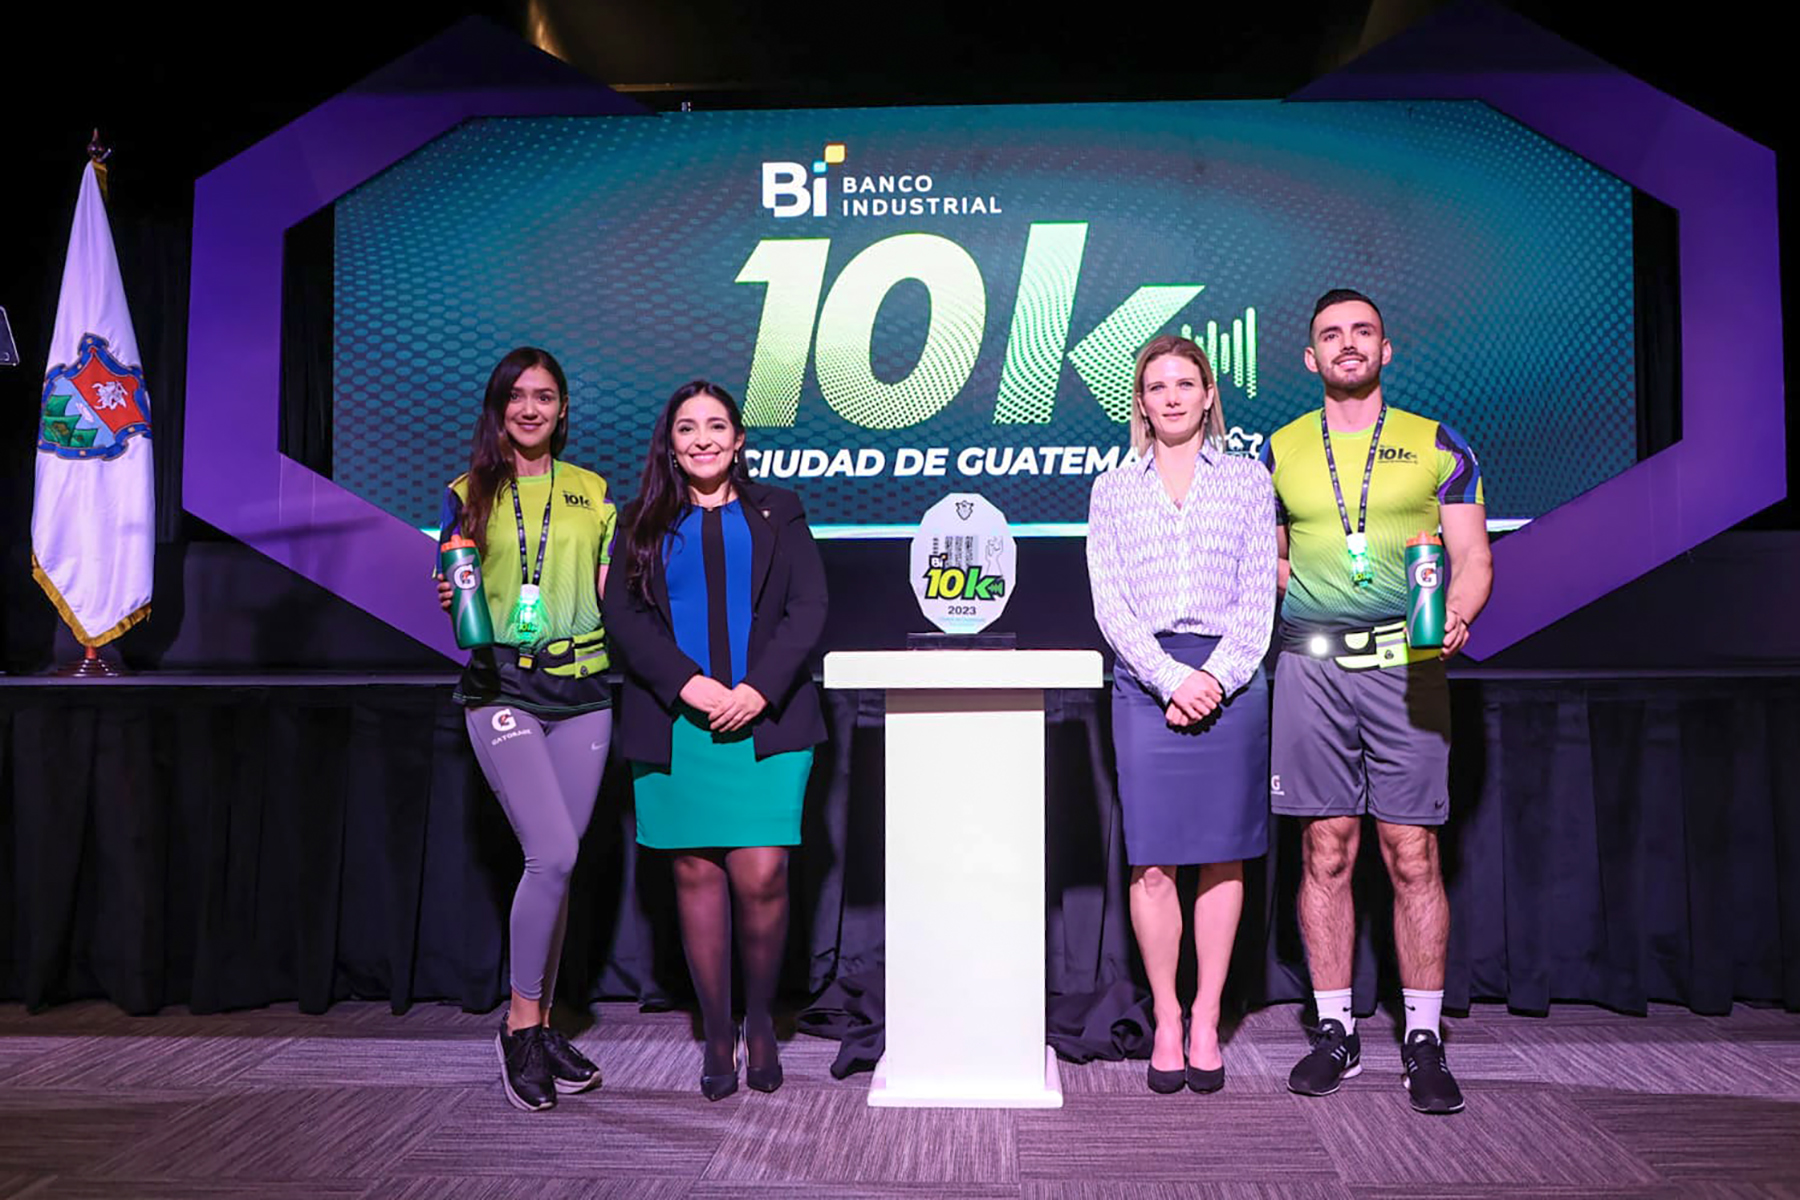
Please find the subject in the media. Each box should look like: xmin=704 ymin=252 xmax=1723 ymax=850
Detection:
xmin=632 ymin=500 xmax=812 ymax=848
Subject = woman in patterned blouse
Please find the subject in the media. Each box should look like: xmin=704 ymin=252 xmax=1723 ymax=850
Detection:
xmin=1086 ymin=334 xmax=1278 ymax=1094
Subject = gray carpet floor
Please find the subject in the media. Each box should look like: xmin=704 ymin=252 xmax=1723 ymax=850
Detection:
xmin=2 ymin=999 xmax=1798 ymax=1197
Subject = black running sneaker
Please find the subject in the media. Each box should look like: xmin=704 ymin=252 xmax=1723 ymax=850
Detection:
xmin=1400 ymin=1028 xmax=1465 ymax=1114
xmin=1287 ymin=1018 xmax=1362 ymax=1096
xmin=496 ymin=1022 xmax=556 ymax=1112
xmin=542 ymin=1027 xmax=603 ymax=1094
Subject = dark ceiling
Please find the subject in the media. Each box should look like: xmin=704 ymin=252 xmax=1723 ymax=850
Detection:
xmin=0 ymin=1 xmax=1784 ymax=200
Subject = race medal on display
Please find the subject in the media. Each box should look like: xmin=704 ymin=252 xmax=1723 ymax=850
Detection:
xmin=509 ymin=583 xmax=545 ymax=648
xmin=1346 ymin=533 xmax=1374 ymax=588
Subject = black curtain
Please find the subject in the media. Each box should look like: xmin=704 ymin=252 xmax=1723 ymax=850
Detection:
xmin=5 ymin=677 xmax=1798 ymax=1050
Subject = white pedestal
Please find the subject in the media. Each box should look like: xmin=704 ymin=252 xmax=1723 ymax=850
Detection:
xmin=823 ymin=650 xmax=1104 ymax=1108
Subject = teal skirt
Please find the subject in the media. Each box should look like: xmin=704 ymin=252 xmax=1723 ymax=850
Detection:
xmin=632 ymin=708 xmax=812 ymax=849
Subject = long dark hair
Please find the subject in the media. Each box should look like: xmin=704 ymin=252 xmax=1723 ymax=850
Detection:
xmin=460 ymin=347 xmax=570 ymax=555
xmin=624 ymin=380 xmax=752 ymax=603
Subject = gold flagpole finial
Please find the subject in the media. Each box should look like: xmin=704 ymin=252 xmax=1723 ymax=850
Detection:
xmin=87 ymin=129 xmax=111 ymax=201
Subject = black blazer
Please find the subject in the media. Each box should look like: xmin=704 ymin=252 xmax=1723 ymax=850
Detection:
xmin=604 ymin=480 xmax=828 ymax=766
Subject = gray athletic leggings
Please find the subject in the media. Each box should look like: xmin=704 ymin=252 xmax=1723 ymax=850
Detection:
xmin=465 ymin=704 xmax=613 ymax=1002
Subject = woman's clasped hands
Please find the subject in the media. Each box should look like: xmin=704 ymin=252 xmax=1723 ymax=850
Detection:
xmin=1163 ymin=668 xmax=1223 ymax=728
xmin=679 ymin=673 xmax=768 ymax=733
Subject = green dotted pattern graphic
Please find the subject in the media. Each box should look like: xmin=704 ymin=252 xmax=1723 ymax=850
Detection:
xmin=1068 ymin=285 xmax=1207 ymax=424
xmin=995 ymin=222 xmax=1088 ymax=424
xmin=813 ymin=233 xmax=987 ymax=431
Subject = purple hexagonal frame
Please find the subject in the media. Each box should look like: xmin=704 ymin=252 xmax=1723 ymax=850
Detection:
xmin=1292 ymin=3 xmax=1783 ymax=657
xmin=184 ymin=19 xmax=644 ymax=660
xmin=187 ymin=6 xmax=1783 ymax=661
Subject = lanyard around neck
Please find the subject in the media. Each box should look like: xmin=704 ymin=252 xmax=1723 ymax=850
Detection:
xmin=1320 ymin=405 xmax=1386 ymax=538
xmin=510 ymin=462 xmax=555 ymax=589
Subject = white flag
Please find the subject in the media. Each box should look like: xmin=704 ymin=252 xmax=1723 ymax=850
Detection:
xmin=32 ymin=162 xmax=154 ymax=646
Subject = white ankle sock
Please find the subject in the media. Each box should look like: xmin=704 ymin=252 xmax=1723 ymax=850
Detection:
xmin=1402 ymin=988 xmax=1444 ymax=1039
xmin=1314 ymin=988 xmax=1354 ymax=1034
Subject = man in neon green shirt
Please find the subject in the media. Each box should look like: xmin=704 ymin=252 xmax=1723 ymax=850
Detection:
xmin=1261 ymin=290 xmax=1494 ymax=1115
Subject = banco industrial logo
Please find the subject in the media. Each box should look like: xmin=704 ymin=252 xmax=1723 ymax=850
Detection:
xmin=761 ymin=142 xmax=1003 ymax=220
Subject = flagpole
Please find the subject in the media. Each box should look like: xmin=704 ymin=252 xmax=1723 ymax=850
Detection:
xmin=87 ymin=129 xmax=110 ymax=200
xmin=58 ymin=644 xmax=119 ymax=678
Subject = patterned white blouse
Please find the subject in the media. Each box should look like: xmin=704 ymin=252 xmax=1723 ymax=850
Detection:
xmin=1086 ymin=441 xmax=1278 ymax=701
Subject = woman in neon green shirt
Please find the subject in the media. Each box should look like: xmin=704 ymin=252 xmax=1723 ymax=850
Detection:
xmin=435 ymin=347 xmax=617 ymax=1113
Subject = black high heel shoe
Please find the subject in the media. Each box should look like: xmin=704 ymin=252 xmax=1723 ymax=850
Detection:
xmin=1146 ymin=1014 xmax=1186 ymax=1094
xmin=1146 ymin=1062 xmax=1187 ymax=1093
xmin=745 ymin=1020 xmax=783 ymax=1092
xmin=1186 ymin=1023 xmax=1225 ymax=1093
xmin=1185 ymin=1062 xmax=1225 ymax=1093
xmin=700 ymin=1036 xmax=739 ymax=1101
xmin=746 ymin=1060 xmax=784 ymax=1093
xmin=700 ymin=1066 xmax=738 ymax=1100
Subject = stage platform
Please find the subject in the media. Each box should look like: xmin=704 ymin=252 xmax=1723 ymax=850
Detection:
xmin=1 ymin=997 xmax=1797 ymax=1196
xmin=3 ymin=669 xmax=1798 ymax=1064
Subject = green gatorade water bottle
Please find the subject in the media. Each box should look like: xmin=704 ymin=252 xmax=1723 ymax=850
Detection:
xmin=440 ymin=536 xmax=494 ymax=649
xmin=1405 ymin=532 xmax=1446 ymax=651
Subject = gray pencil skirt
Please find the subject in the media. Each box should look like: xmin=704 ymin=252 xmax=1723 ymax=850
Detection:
xmin=1112 ymin=632 xmax=1270 ymax=867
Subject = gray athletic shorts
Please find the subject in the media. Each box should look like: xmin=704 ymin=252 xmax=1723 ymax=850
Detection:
xmin=1269 ymin=650 xmax=1451 ymax=826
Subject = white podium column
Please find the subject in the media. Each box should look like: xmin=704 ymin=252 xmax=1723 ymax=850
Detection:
xmin=823 ymin=650 xmax=1103 ymax=1108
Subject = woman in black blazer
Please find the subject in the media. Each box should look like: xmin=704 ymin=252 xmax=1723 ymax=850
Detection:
xmin=603 ymin=380 xmax=827 ymax=1100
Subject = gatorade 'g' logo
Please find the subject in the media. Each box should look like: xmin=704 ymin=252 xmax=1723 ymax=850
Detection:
xmin=452 ymin=563 xmax=480 ymax=591
xmin=491 ymin=709 xmax=516 ymax=733
xmin=1413 ymin=562 xmax=1440 ymax=590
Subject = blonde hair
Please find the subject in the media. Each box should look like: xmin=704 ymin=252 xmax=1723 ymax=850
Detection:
xmin=1129 ymin=334 xmax=1225 ymax=456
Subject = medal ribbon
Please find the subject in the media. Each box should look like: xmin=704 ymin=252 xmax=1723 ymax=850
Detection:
xmin=1320 ymin=406 xmax=1386 ymax=585
xmin=508 ymin=463 xmax=555 ymax=647
xmin=510 ymin=462 xmax=555 ymax=593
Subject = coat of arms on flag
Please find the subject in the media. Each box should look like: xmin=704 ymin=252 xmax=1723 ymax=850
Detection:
xmin=40 ymin=333 xmax=151 ymax=460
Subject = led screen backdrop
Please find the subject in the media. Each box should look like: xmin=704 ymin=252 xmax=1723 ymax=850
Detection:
xmin=333 ymin=101 xmax=1634 ymax=535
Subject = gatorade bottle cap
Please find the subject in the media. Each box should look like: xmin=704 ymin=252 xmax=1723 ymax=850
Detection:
xmin=441 ymin=535 xmax=478 ymax=550
xmin=1406 ymin=532 xmax=1443 ymax=547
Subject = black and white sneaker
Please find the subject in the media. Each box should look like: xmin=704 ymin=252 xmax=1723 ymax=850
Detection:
xmin=1287 ymin=1018 xmax=1362 ymax=1096
xmin=1401 ymin=1029 xmax=1465 ymax=1114
xmin=496 ymin=1022 xmax=557 ymax=1112
xmin=542 ymin=1027 xmax=603 ymax=1094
